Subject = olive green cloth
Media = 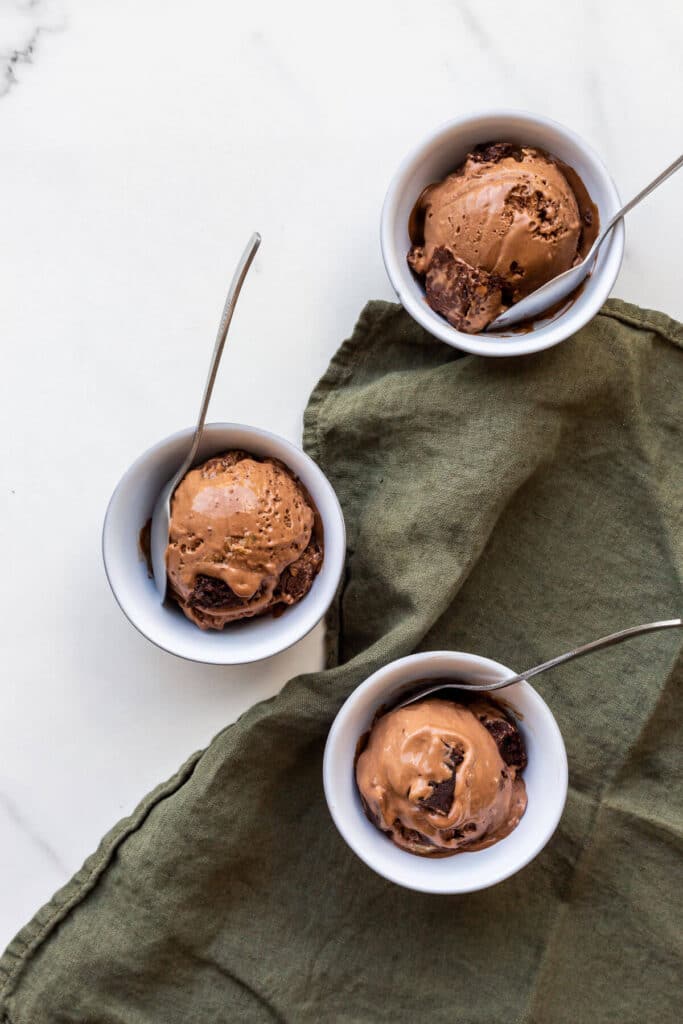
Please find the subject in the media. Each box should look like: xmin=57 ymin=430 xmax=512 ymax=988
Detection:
xmin=1 ymin=299 xmax=682 ymax=1024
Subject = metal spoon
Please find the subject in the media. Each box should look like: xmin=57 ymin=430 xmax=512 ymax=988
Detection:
xmin=487 ymin=153 xmax=683 ymax=332
xmin=397 ymin=618 xmax=682 ymax=706
xmin=150 ymin=232 xmax=261 ymax=600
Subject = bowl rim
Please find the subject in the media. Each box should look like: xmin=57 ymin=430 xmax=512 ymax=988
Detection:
xmin=101 ymin=421 xmax=346 ymax=665
xmin=323 ymin=649 xmax=569 ymax=893
xmin=380 ymin=107 xmax=625 ymax=358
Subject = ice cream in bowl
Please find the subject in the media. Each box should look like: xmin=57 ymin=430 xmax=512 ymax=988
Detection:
xmin=323 ymin=650 xmax=567 ymax=893
xmin=381 ymin=110 xmax=624 ymax=357
xmin=102 ymin=423 xmax=345 ymax=664
xmin=164 ymin=449 xmax=324 ymax=631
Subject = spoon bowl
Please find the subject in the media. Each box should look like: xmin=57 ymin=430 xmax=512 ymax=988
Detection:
xmin=487 ymin=255 xmax=598 ymax=332
xmin=150 ymin=475 xmax=181 ymax=601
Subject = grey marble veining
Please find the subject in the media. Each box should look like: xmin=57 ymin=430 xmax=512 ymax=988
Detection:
xmin=0 ymin=0 xmax=64 ymax=98
xmin=0 ymin=791 xmax=68 ymax=874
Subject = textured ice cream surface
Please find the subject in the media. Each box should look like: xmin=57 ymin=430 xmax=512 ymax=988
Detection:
xmin=355 ymin=693 xmax=527 ymax=856
xmin=408 ymin=142 xmax=599 ymax=333
xmin=166 ymin=451 xmax=323 ymax=630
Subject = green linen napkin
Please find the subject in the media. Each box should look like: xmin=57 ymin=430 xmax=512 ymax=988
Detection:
xmin=1 ymin=299 xmax=681 ymax=1024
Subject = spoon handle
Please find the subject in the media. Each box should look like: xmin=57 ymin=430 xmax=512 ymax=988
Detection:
xmin=597 ymin=153 xmax=683 ymax=249
xmin=505 ymin=618 xmax=683 ymax=687
xmin=182 ymin=231 xmax=261 ymax=473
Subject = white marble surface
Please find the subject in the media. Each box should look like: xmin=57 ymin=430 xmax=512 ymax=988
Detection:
xmin=1 ymin=0 xmax=682 ymax=950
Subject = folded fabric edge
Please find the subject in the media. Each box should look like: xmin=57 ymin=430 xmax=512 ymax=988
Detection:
xmin=302 ymin=299 xmax=409 ymax=470
xmin=0 ymin=749 xmax=204 ymax=1009
xmin=600 ymin=297 xmax=683 ymax=348
xmin=303 ymin=300 xmax=410 ymax=668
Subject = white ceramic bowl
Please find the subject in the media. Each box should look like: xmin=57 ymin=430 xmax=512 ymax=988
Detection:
xmin=102 ymin=423 xmax=346 ymax=664
xmin=324 ymin=650 xmax=568 ymax=893
xmin=381 ymin=109 xmax=624 ymax=357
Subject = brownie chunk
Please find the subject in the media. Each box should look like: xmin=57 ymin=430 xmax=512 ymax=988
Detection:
xmin=419 ymin=745 xmax=464 ymax=815
xmin=391 ymin=820 xmax=434 ymax=852
xmin=471 ymin=141 xmax=524 ymax=164
xmin=276 ymin=539 xmax=323 ymax=602
xmin=482 ymin=718 xmax=528 ymax=770
xmin=420 ymin=246 xmax=506 ymax=333
xmin=189 ymin=535 xmax=323 ymax=617
xmin=189 ymin=575 xmax=250 ymax=610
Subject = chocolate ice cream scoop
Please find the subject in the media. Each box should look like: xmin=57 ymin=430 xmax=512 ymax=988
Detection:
xmin=408 ymin=142 xmax=599 ymax=333
xmin=355 ymin=696 xmax=527 ymax=856
xmin=166 ymin=451 xmax=322 ymax=630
